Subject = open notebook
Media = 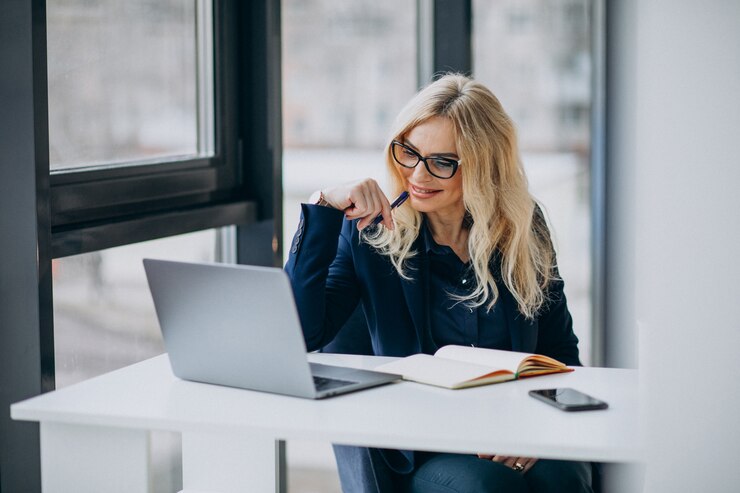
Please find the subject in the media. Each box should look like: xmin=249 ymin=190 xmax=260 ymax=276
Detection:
xmin=375 ymin=345 xmax=573 ymax=389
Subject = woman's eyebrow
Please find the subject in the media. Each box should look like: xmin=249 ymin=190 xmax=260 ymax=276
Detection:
xmin=403 ymin=139 xmax=459 ymax=159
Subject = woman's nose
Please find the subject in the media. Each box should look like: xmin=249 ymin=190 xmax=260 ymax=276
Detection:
xmin=412 ymin=160 xmax=433 ymax=181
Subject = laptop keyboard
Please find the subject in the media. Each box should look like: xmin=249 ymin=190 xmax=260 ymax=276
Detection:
xmin=313 ymin=375 xmax=357 ymax=392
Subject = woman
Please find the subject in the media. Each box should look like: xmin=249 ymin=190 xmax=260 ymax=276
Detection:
xmin=285 ymin=74 xmax=593 ymax=493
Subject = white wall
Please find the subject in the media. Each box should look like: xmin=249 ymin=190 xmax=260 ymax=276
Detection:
xmin=608 ymin=1 xmax=740 ymax=491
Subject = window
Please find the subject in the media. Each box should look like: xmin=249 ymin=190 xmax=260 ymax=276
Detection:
xmin=47 ymin=0 xmax=245 ymax=241
xmin=53 ymin=229 xmax=225 ymax=388
xmin=47 ymin=1 xmax=212 ymax=170
xmin=473 ymin=0 xmax=594 ymax=363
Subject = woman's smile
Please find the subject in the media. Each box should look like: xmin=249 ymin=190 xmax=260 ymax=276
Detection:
xmin=408 ymin=183 xmax=442 ymax=198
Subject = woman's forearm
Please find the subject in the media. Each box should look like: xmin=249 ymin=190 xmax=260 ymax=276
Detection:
xmin=285 ymin=204 xmax=361 ymax=351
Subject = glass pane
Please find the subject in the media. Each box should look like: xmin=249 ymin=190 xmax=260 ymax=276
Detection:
xmin=473 ymin=0 xmax=593 ymax=364
xmin=53 ymin=229 xmax=220 ymax=387
xmin=281 ymin=1 xmax=416 ymax=490
xmin=282 ymin=0 xmax=417 ymax=262
xmin=47 ymin=0 xmax=210 ymax=170
xmin=53 ymin=229 xmax=221 ymax=493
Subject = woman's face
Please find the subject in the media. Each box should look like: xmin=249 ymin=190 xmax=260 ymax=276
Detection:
xmin=398 ymin=116 xmax=464 ymax=217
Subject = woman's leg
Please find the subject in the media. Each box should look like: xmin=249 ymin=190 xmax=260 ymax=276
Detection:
xmin=524 ymin=459 xmax=593 ymax=493
xmin=409 ymin=453 xmax=530 ymax=493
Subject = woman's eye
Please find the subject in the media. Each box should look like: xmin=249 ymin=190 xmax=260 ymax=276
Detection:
xmin=431 ymin=159 xmax=455 ymax=169
xmin=402 ymin=148 xmax=416 ymax=158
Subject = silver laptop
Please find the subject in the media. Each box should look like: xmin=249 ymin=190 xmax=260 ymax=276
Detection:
xmin=143 ymin=259 xmax=399 ymax=399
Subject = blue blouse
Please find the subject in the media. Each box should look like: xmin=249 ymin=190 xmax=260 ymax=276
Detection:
xmin=422 ymin=222 xmax=511 ymax=351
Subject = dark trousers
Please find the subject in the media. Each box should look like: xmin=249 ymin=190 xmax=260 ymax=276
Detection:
xmin=410 ymin=452 xmax=593 ymax=493
xmin=333 ymin=446 xmax=594 ymax=493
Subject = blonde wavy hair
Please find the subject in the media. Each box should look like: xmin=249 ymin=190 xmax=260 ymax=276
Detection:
xmin=364 ymin=73 xmax=557 ymax=319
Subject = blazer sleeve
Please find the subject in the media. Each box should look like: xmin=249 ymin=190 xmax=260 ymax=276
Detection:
xmin=284 ymin=203 xmax=362 ymax=352
xmin=532 ymin=205 xmax=582 ymax=366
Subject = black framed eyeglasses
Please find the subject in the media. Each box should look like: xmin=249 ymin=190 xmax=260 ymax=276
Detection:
xmin=391 ymin=140 xmax=461 ymax=179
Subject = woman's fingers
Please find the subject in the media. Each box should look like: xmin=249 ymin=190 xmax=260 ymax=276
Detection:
xmin=343 ymin=186 xmax=368 ymax=219
xmin=321 ymin=180 xmax=360 ymax=211
xmin=321 ymin=179 xmax=395 ymax=230
xmin=371 ymin=181 xmax=394 ymax=230
xmin=521 ymin=458 xmax=538 ymax=474
xmin=360 ymin=184 xmax=393 ymax=230
xmin=489 ymin=455 xmax=538 ymax=474
xmin=356 ymin=188 xmax=380 ymax=230
xmin=378 ymin=187 xmax=394 ymax=230
xmin=491 ymin=455 xmax=518 ymax=468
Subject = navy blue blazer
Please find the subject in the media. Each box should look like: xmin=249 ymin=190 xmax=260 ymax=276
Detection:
xmin=285 ymin=203 xmax=582 ymax=481
xmin=285 ymin=203 xmax=581 ymax=366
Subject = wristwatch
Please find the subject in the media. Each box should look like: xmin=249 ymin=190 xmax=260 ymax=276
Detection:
xmin=309 ymin=190 xmax=331 ymax=207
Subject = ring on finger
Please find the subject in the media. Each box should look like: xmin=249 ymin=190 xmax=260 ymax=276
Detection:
xmin=513 ymin=462 xmax=525 ymax=472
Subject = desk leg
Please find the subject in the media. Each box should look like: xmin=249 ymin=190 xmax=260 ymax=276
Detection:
xmin=40 ymin=422 xmax=151 ymax=493
xmin=182 ymin=432 xmax=283 ymax=493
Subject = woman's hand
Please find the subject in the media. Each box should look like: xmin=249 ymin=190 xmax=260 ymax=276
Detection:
xmin=321 ymin=179 xmax=395 ymax=231
xmin=477 ymin=454 xmax=538 ymax=474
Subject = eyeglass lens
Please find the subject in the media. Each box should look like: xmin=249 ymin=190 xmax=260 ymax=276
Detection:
xmin=391 ymin=142 xmax=458 ymax=179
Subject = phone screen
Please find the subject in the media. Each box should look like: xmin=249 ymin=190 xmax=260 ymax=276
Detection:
xmin=529 ymin=388 xmax=608 ymax=411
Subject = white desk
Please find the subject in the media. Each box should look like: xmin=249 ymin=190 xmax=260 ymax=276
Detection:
xmin=11 ymin=354 xmax=641 ymax=493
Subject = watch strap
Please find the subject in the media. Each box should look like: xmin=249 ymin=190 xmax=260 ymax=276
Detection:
xmin=310 ymin=190 xmax=331 ymax=207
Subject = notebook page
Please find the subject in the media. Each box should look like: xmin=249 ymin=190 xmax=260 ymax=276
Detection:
xmin=375 ymin=354 xmax=509 ymax=388
xmin=434 ymin=345 xmax=533 ymax=373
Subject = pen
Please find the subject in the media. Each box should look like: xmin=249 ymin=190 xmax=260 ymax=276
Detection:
xmin=371 ymin=191 xmax=409 ymax=226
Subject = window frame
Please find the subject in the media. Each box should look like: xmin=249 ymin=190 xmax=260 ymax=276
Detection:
xmin=48 ymin=0 xmax=251 ymax=258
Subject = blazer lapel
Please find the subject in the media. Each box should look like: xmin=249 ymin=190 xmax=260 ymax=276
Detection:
xmin=399 ymin=252 xmax=435 ymax=354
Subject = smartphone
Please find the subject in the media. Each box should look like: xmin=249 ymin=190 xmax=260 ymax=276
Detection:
xmin=529 ymin=388 xmax=608 ymax=412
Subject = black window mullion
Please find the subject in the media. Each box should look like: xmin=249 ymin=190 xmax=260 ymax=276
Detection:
xmin=52 ymin=201 xmax=256 ymax=259
xmin=433 ymin=0 xmax=472 ymax=76
xmin=51 ymin=167 xmax=219 ymax=225
xmin=0 ymin=0 xmax=52 ymax=490
xmin=417 ymin=0 xmax=472 ymax=87
xmin=235 ymin=0 xmax=283 ymax=268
